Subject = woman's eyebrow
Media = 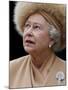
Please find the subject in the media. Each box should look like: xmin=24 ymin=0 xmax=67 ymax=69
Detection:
xmin=25 ymin=20 xmax=31 ymax=24
xmin=33 ymin=23 xmax=42 ymax=26
xmin=25 ymin=20 xmax=42 ymax=26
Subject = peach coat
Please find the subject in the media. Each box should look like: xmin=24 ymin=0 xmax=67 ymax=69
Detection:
xmin=9 ymin=54 xmax=66 ymax=89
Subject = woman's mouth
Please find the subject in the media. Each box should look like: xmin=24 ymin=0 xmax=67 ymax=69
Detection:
xmin=25 ymin=40 xmax=35 ymax=44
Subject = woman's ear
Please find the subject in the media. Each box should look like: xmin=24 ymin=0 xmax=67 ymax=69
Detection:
xmin=49 ymin=39 xmax=54 ymax=48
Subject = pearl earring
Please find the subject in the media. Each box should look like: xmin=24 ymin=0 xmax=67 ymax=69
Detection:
xmin=49 ymin=44 xmax=52 ymax=48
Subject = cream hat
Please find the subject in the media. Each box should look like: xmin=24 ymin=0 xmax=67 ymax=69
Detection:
xmin=13 ymin=2 xmax=66 ymax=51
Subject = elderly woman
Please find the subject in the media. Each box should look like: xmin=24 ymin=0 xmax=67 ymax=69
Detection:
xmin=10 ymin=2 xmax=66 ymax=88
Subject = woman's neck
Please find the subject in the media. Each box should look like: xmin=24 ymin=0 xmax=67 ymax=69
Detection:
xmin=30 ymin=49 xmax=53 ymax=69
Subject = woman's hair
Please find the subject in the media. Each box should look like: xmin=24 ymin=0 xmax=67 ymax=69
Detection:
xmin=48 ymin=25 xmax=61 ymax=52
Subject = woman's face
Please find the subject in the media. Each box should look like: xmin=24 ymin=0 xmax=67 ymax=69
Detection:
xmin=23 ymin=13 xmax=51 ymax=54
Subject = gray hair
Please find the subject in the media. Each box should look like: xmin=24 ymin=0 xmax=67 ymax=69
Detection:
xmin=48 ymin=25 xmax=61 ymax=52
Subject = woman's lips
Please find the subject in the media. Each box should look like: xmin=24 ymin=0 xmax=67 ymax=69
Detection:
xmin=25 ymin=40 xmax=35 ymax=44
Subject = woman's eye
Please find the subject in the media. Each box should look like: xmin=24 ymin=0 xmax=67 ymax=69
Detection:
xmin=34 ymin=25 xmax=40 ymax=29
xmin=24 ymin=23 xmax=30 ymax=28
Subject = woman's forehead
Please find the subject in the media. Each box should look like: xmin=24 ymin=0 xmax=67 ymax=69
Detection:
xmin=25 ymin=13 xmax=49 ymax=25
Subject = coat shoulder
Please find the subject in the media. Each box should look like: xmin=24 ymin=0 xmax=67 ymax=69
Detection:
xmin=10 ymin=55 xmax=30 ymax=70
xmin=54 ymin=56 xmax=66 ymax=71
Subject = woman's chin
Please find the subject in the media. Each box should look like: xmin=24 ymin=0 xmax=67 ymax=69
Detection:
xmin=24 ymin=46 xmax=35 ymax=53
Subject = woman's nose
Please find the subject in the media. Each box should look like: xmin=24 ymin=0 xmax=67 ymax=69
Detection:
xmin=24 ymin=27 xmax=33 ymax=37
